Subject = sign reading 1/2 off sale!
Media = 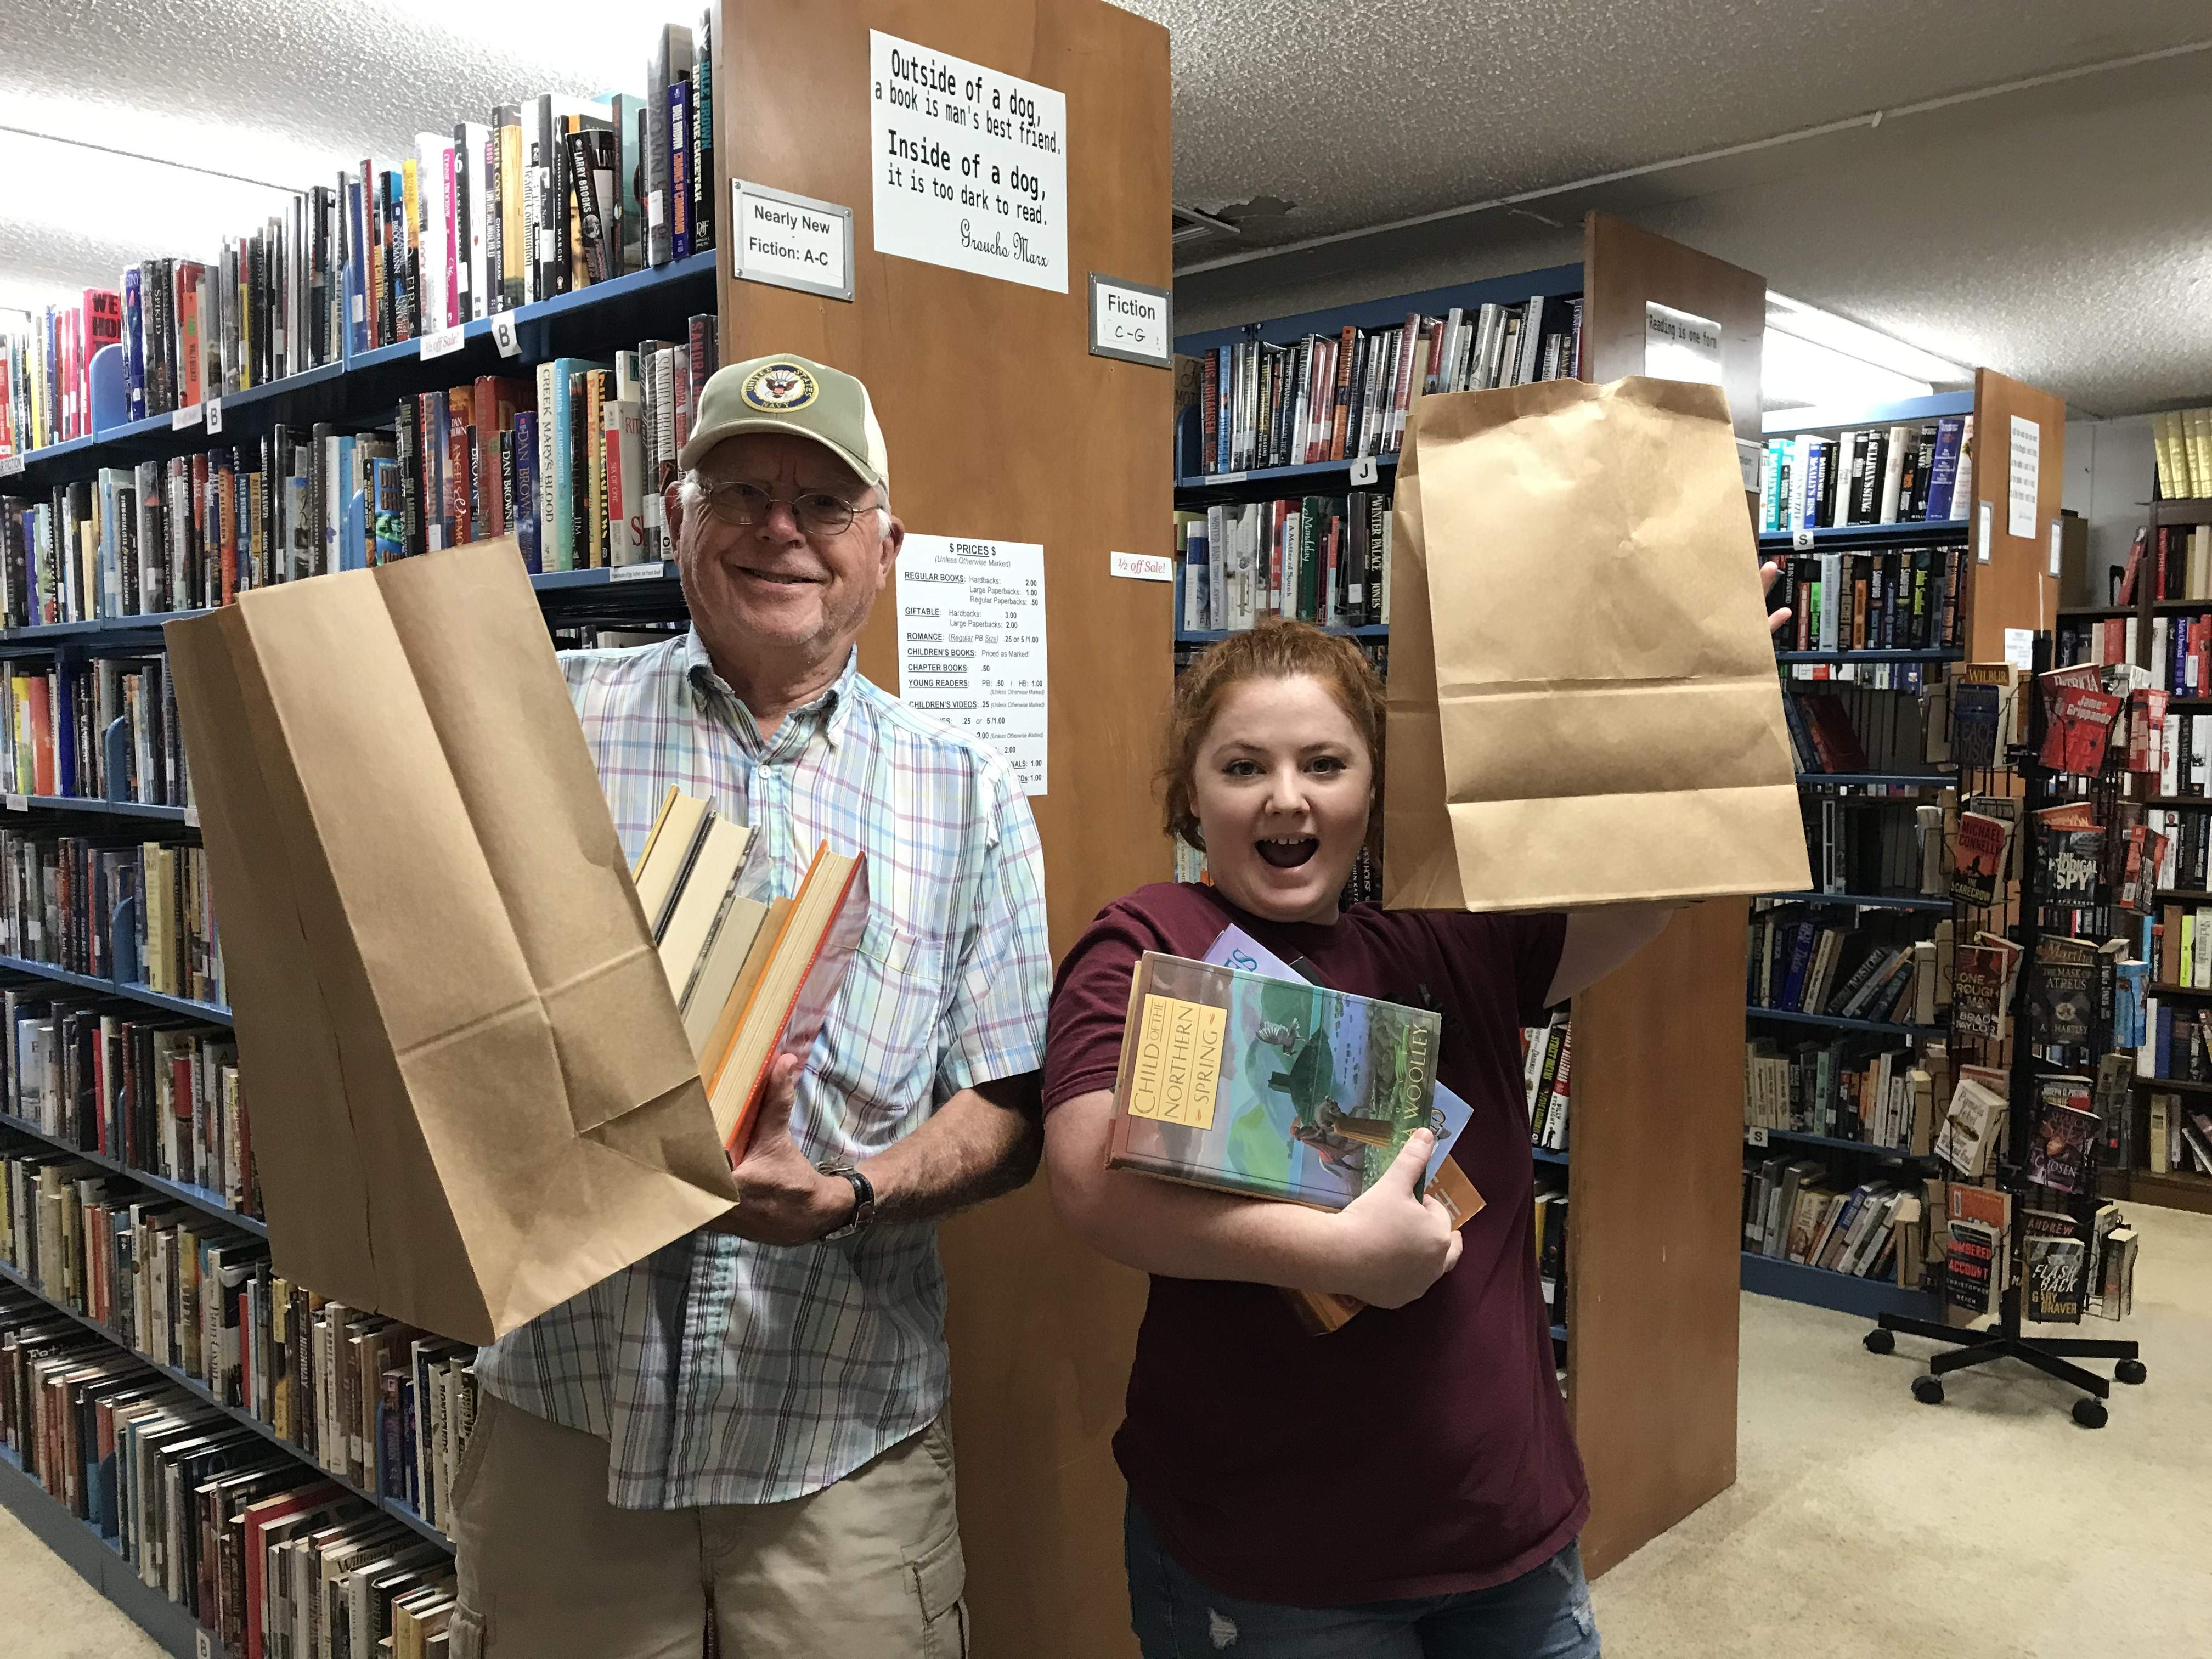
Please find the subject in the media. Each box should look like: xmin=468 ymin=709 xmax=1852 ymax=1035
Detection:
xmin=870 ymin=30 xmax=1068 ymax=294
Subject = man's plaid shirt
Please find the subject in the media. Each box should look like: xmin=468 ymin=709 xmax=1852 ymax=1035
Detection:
xmin=477 ymin=630 xmax=1051 ymax=1508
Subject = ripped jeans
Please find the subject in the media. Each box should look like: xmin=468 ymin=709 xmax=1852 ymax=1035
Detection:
xmin=1125 ymin=1501 xmax=1601 ymax=1659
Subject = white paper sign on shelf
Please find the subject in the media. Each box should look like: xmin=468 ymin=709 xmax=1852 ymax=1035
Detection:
xmin=1792 ymin=527 xmax=1814 ymax=552
xmin=0 ymin=455 xmax=23 ymax=478
xmin=2049 ymin=520 xmax=2064 ymax=579
xmin=2004 ymin=627 xmax=2035 ymax=672
xmin=611 ymin=560 xmax=669 ymax=582
xmin=172 ymin=402 xmax=203 ymax=432
xmin=870 ymin=30 xmax=1068 ymax=294
xmin=1747 ymin=1126 xmax=1769 ymax=1148
xmin=1109 ymin=550 xmax=1172 ymax=582
xmin=2008 ymin=415 xmax=2040 ymax=539
xmin=492 ymin=312 xmax=521 ymax=358
xmin=205 ymin=397 xmax=223 ymax=435
xmin=897 ymin=535 xmax=1049 ymax=794
xmin=3 ymin=795 xmax=24 ymax=812
xmin=1088 ymin=274 xmax=1171 ymax=367
xmin=730 ymin=179 xmax=854 ymax=301
xmin=1350 ymin=456 xmax=1379 ymax=487
xmin=184 ymin=804 xmax=201 ymax=829
xmin=1977 ymin=499 xmax=1993 ymax=563
xmin=1736 ymin=438 xmax=1763 ymax=493
xmin=420 ymin=323 xmax=468 ymax=362
xmin=1644 ymin=301 xmax=1725 ymax=388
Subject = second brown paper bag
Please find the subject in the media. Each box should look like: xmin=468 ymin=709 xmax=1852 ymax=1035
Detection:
xmin=1384 ymin=375 xmax=1809 ymax=911
xmin=165 ymin=539 xmax=739 ymax=1346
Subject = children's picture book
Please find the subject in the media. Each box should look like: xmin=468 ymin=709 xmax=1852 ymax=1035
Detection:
xmin=1109 ymin=950 xmax=1441 ymax=1209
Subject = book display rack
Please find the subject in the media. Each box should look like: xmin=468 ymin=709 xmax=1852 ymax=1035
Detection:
xmin=0 ymin=74 xmax=726 ymax=1659
xmin=2056 ymin=483 xmax=2212 ymax=1216
xmin=1172 ymin=215 xmax=1768 ymax=1579
xmin=1862 ymin=634 xmax=2148 ymax=1426
xmin=1745 ymin=371 xmax=2067 ymax=1325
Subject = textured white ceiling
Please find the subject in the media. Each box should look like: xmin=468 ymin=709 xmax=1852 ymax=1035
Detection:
xmin=1129 ymin=0 xmax=2211 ymax=251
xmin=1174 ymin=47 xmax=2212 ymax=418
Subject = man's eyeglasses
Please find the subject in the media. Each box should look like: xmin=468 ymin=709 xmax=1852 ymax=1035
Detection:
xmin=693 ymin=479 xmax=869 ymax=537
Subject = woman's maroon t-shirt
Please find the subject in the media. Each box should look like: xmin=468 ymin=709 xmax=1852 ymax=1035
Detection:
xmin=1042 ymin=881 xmax=1586 ymax=1607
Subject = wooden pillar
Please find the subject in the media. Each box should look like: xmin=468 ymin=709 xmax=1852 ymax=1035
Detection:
xmin=1570 ymin=213 xmax=1767 ymax=1575
xmin=714 ymin=4 xmax=1167 ymax=1654
xmin=1966 ymin=369 xmax=2067 ymax=664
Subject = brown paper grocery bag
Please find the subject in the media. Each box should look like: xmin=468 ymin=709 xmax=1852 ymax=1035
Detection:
xmin=165 ymin=539 xmax=737 ymax=1344
xmin=1384 ymin=376 xmax=1809 ymax=911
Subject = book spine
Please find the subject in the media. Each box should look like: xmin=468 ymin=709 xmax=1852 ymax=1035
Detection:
xmin=669 ymin=78 xmax=693 ymax=261
xmin=692 ymin=9 xmax=714 ymax=251
xmin=515 ymin=410 xmax=541 ymax=573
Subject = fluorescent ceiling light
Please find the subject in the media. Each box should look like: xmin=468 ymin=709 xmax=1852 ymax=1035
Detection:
xmin=1766 ymin=292 xmax=1968 ymax=387
xmin=1762 ymin=328 xmax=1934 ymax=412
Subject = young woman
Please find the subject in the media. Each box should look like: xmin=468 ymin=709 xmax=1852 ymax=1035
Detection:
xmin=1041 ymin=588 xmax=1781 ymax=1657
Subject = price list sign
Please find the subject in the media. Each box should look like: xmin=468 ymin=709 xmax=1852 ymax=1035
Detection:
xmin=896 ymin=535 xmax=1049 ymax=795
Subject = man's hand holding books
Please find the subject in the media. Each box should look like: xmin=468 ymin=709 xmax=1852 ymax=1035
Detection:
xmin=705 ymin=1052 xmax=856 ymax=1244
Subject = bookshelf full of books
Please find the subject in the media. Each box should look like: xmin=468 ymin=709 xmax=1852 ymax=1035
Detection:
xmin=2052 ymin=408 xmax=2212 ymax=1217
xmin=0 ymin=16 xmax=726 ymax=1655
xmin=1168 ymin=214 xmax=1778 ymax=1578
xmin=1743 ymin=373 xmax=2072 ymax=1321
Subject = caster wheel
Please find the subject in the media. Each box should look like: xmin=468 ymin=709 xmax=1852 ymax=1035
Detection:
xmin=1863 ymin=1328 xmax=1895 ymax=1355
xmin=2073 ymin=1396 xmax=2108 ymax=1429
xmin=1911 ymin=1374 xmax=1944 ymax=1406
xmin=2115 ymin=1358 xmax=2147 ymax=1385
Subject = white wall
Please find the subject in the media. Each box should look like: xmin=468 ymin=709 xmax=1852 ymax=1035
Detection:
xmin=2064 ymin=415 xmax=2156 ymax=591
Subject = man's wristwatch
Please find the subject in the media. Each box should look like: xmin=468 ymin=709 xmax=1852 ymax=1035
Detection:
xmin=817 ymin=1158 xmax=876 ymax=1241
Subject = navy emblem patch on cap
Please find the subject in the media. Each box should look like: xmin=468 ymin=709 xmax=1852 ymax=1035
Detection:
xmin=741 ymin=361 xmax=820 ymax=411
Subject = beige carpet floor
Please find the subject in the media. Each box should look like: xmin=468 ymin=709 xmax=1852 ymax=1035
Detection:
xmin=1595 ymin=1199 xmax=2212 ymax=1658
xmin=4 ymin=1204 xmax=2208 ymax=1658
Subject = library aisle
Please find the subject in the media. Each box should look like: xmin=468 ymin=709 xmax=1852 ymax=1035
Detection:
xmin=1596 ymin=1201 xmax=2212 ymax=1658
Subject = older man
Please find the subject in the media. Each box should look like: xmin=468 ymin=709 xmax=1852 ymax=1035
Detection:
xmin=453 ymin=354 xmax=1050 ymax=1659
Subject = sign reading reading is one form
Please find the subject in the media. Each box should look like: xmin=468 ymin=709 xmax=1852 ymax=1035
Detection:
xmin=870 ymin=30 xmax=1068 ymax=294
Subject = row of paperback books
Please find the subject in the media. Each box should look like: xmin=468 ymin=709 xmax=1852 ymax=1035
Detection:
xmin=1193 ymin=292 xmax=1584 ymax=475
xmin=2114 ymin=523 xmax=2212 ymax=606
xmin=1755 ymin=417 xmax=1972 ymax=533
xmin=0 ymin=16 xmax=715 ymax=461
xmin=1521 ymin=1014 xmax=1571 ymax=1154
xmin=1798 ymin=795 xmax=1944 ymax=896
xmin=1749 ymin=906 xmax=1948 ymax=1029
xmin=2150 ymin=406 xmax=2212 ymax=502
xmin=1743 ymin=1157 xmax=1924 ymax=1284
xmin=3 ymin=986 xmax=247 ymax=1219
xmin=2 ymin=657 xmax=187 ymax=810
xmin=1780 ymin=681 xmax=1945 ymax=776
xmin=1174 ymin=494 xmax=1391 ymax=633
xmin=2143 ymin=1092 xmax=2212 ymax=1177
xmin=1743 ymin=1035 xmax=1934 ymax=1150
xmin=1773 ymin=546 xmax=1968 ymax=656
xmin=0 ymin=831 xmax=223 ymax=1007
xmin=2064 ymin=607 xmax=2212 ymax=709
xmin=1 ymin=1142 xmax=480 ymax=1529
xmin=0 ymin=316 xmax=715 ymax=629
xmin=0 ymin=1220 xmax=474 ymax=1656
xmin=1532 ymin=1184 xmax=1567 ymax=1332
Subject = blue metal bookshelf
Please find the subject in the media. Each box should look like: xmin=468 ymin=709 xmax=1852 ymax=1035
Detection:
xmin=0 ymin=1436 xmax=222 ymax=1659
xmin=0 ymin=1109 xmax=264 ymax=1238
xmin=1796 ymin=771 xmax=1952 ymax=788
xmin=1740 ymin=1250 xmax=1938 ymax=1321
xmin=1758 ymin=519 xmax=1971 ymax=553
xmin=1744 ymin=1124 xmax=1926 ymax=1160
xmin=1760 ymin=891 xmax=1953 ymax=911
xmin=0 ymin=951 xmax=230 ymax=1024
xmin=1 ymin=252 xmax=718 ymax=496
xmin=1747 ymin=1004 xmax=1945 ymax=1041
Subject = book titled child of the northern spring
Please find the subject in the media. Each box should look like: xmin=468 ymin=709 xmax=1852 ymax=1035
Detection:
xmin=1109 ymin=951 xmax=1442 ymax=1207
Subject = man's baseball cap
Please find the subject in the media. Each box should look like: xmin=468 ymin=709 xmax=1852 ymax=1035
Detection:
xmin=678 ymin=352 xmax=889 ymax=494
